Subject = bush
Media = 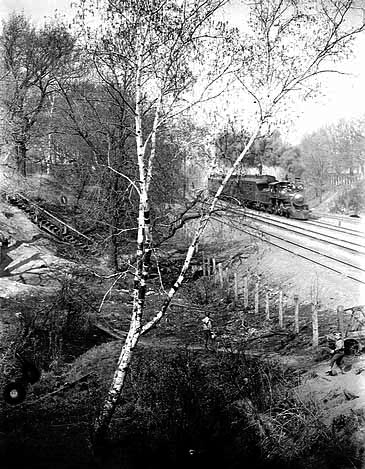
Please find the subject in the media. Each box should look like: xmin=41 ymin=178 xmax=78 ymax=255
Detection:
xmin=107 ymin=348 xmax=361 ymax=469
xmin=0 ymin=347 xmax=361 ymax=469
xmin=4 ymin=272 xmax=99 ymax=370
xmin=329 ymin=182 xmax=365 ymax=214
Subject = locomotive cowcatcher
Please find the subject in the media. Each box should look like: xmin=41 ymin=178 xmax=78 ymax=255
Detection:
xmin=208 ymin=174 xmax=309 ymax=220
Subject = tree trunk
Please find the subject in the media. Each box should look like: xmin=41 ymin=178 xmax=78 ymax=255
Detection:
xmin=93 ymin=322 xmax=140 ymax=446
xmin=93 ymin=121 xmax=263 ymax=447
xmin=93 ymin=38 xmax=149 ymax=446
xmin=15 ymin=140 xmax=27 ymax=177
xmin=109 ymin=174 xmax=121 ymax=271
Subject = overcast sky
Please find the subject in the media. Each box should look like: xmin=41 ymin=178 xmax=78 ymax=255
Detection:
xmin=0 ymin=0 xmax=73 ymax=24
xmin=1 ymin=0 xmax=365 ymax=144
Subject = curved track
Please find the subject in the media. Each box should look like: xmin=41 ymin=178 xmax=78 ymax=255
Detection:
xmin=243 ymin=210 xmax=365 ymax=254
xmin=207 ymin=200 xmax=365 ymax=285
xmin=306 ymin=218 xmax=364 ymax=237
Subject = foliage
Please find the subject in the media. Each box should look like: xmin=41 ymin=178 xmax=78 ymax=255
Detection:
xmin=215 ymin=123 xmax=302 ymax=176
xmin=299 ymin=117 xmax=365 ymax=189
xmin=0 ymin=344 xmax=362 ymax=468
xmin=329 ymin=181 xmax=365 ymax=214
xmin=1 ymin=13 xmax=76 ymax=175
xmin=105 ymin=348 xmax=360 ymax=469
xmin=299 ymin=129 xmax=331 ymax=199
xmin=5 ymin=271 xmax=99 ymax=369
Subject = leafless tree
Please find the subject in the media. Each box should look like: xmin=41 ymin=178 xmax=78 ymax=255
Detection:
xmin=1 ymin=13 xmax=76 ymax=176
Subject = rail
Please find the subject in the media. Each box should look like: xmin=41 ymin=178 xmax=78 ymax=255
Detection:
xmin=3 ymin=192 xmax=94 ymax=252
xmin=13 ymin=193 xmax=92 ymax=242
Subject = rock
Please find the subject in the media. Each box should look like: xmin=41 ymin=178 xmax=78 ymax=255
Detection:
xmin=5 ymin=242 xmax=72 ymax=276
xmin=7 ymin=256 xmax=47 ymax=275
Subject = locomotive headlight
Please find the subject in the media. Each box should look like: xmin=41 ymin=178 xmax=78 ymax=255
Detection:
xmin=293 ymin=193 xmax=304 ymax=205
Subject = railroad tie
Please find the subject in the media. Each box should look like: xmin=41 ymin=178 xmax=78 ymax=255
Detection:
xmin=4 ymin=192 xmax=95 ymax=254
xmin=48 ymin=226 xmax=58 ymax=235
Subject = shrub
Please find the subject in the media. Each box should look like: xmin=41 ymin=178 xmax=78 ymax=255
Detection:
xmin=4 ymin=272 xmax=99 ymax=370
xmin=107 ymin=348 xmax=361 ymax=469
xmin=329 ymin=182 xmax=365 ymax=214
xmin=0 ymin=347 xmax=361 ymax=468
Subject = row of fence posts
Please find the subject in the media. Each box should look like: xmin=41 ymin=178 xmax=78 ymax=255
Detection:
xmin=196 ymin=253 xmax=346 ymax=348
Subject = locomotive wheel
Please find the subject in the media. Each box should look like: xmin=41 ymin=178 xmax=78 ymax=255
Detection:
xmin=3 ymin=381 xmax=27 ymax=405
xmin=278 ymin=203 xmax=285 ymax=216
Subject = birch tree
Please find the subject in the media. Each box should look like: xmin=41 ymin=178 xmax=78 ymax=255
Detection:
xmin=75 ymin=0 xmax=365 ymax=444
xmin=74 ymin=0 xmax=231 ymax=444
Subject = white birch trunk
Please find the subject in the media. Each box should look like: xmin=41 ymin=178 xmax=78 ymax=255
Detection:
xmin=94 ymin=107 xmax=263 ymax=443
xmin=94 ymin=40 xmax=148 ymax=442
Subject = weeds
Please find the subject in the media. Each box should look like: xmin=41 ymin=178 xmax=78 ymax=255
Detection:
xmin=1 ymin=346 xmax=362 ymax=468
xmin=2 ymin=271 xmax=100 ymax=370
xmin=329 ymin=182 xmax=365 ymax=214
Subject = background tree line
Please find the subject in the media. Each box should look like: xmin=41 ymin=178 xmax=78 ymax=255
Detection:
xmin=0 ymin=11 xmax=211 ymax=268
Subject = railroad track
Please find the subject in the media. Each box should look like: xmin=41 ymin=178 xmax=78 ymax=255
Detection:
xmin=212 ymin=202 xmax=365 ymax=253
xmin=306 ymin=218 xmax=364 ymax=237
xmin=3 ymin=192 xmax=96 ymax=254
xmin=202 ymin=200 xmax=365 ymax=285
xmin=242 ymin=210 xmax=365 ymax=254
xmin=211 ymin=214 xmax=365 ymax=285
xmin=313 ymin=211 xmax=362 ymax=222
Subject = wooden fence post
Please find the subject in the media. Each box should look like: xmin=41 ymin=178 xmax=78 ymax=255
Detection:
xmin=234 ymin=272 xmax=239 ymax=303
xmin=278 ymin=290 xmax=283 ymax=328
xmin=218 ymin=263 xmax=224 ymax=288
xmin=244 ymin=276 xmax=248 ymax=308
xmin=312 ymin=303 xmax=319 ymax=347
xmin=225 ymin=268 xmax=230 ymax=299
xmin=254 ymin=282 xmax=259 ymax=314
xmin=265 ymin=292 xmax=270 ymax=320
xmin=294 ymin=294 xmax=299 ymax=334
xmin=337 ymin=305 xmax=345 ymax=338
xmin=207 ymin=257 xmax=212 ymax=277
xmin=225 ymin=267 xmax=230 ymax=287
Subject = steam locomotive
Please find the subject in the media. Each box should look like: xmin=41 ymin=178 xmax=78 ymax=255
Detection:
xmin=208 ymin=174 xmax=309 ymax=220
